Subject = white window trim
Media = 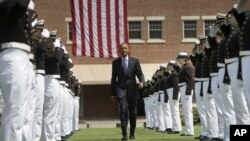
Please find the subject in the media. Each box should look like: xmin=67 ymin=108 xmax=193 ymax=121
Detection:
xmin=65 ymin=17 xmax=72 ymax=44
xmin=202 ymin=16 xmax=216 ymax=20
xmin=146 ymin=16 xmax=165 ymax=21
xmin=147 ymin=17 xmax=165 ymax=42
xmin=128 ymin=17 xmax=145 ymax=43
xmin=129 ymin=39 xmax=145 ymax=44
xmin=182 ymin=16 xmax=199 ymax=43
xmin=147 ymin=39 xmax=166 ymax=44
xmin=182 ymin=38 xmax=199 ymax=43
xmin=128 ymin=16 xmax=144 ymax=21
xmin=65 ymin=17 xmax=72 ymax=22
xmin=181 ymin=16 xmax=200 ymax=20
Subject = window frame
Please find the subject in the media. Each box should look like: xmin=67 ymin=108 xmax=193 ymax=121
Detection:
xmin=128 ymin=17 xmax=145 ymax=44
xmin=65 ymin=17 xmax=72 ymax=44
xmin=181 ymin=16 xmax=200 ymax=43
xmin=146 ymin=16 xmax=165 ymax=43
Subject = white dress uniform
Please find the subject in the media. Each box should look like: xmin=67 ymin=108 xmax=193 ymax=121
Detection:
xmin=0 ymin=1 xmax=35 ymax=141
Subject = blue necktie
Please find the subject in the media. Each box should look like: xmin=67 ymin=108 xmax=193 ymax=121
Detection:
xmin=123 ymin=58 xmax=128 ymax=74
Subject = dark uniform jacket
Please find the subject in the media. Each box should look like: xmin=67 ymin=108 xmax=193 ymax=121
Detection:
xmin=239 ymin=12 xmax=250 ymax=54
xmin=59 ymin=53 xmax=71 ymax=81
xmin=0 ymin=0 xmax=33 ymax=47
xmin=224 ymin=27 xmax=240 ymax=61
xmin=33 ymin=38 xmax=48 ymax=70
xmin=166 ymin=70 xmax=179 ymax=100
xmin=207 ymin=36 xmax=218 ymax=73
xmin=179 ymin=63 xmax=194 ymax=95
xmin=44 ymin=40 xmax=64 ymax=75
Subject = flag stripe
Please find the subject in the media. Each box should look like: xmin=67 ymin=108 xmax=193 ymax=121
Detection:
xmin=115 ymin=0 xmax=120 ymax=57
xmin=97 ymin=0 xmax=104 ymax=57
xmin=71 ymin=0 xmax=127 ymax=58
xmin=123 ymin=0 xmax=128 ymax=43
xmin=70 ymin=0 xmax=76 ymax=56
xmin=110 ymin=0 xmax=118 ymax=58
xmin=106 ymin=0 xmax=112 ymax=58
xmin=88 ymin=0 xmax=94 ymax=57
xmin=80 ymin=0 xmax=85 ymax=56
xmin=101 ymin=0 xmax=108 ymax=58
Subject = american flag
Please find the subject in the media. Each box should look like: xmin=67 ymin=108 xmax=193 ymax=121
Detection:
xmin=70 ymin=0 xmax=128 ymax=58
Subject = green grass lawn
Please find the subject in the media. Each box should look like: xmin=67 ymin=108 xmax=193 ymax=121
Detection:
xmin=68 ymin=126 xmax=201 ymax=141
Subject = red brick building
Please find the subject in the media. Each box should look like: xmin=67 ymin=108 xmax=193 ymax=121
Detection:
xmin=35 ymin=0 xmax=237 ymax=118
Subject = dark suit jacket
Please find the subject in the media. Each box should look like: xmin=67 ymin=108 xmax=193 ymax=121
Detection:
xmin=111 ymin=56 xmax=145 ymax=99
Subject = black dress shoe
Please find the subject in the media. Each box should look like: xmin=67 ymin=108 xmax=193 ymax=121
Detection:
xmin=180 ymin=133 xmax=193 ymax=136
xmin=129 ymin=135 xmax=135 ymax=139
xmin=121 ymin=136 xmax=128 ymax=140
xmin=168 ymin=131 xmax=180 ymax=134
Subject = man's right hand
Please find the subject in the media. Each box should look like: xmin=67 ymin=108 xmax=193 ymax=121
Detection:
xmin=111 ymin=96 xmax=117 ymax=104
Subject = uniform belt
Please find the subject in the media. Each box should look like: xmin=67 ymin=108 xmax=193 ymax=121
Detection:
xmin=1 ymin=42 xmax=31 ymax=53
xmin=217 ymin=63 xmax=225 ymax=68
xmin=225 ymin=57 xmax=239 ymax=64
xmin=167 ymin=88 xmax=173 ymax=92
xmin=240 ymin=51 xmax=250 ymax=56
xmin=29 ymin=53 xmax=34 ymax=60
xmin=60 ymin=81 xmax=66 ymax=85
xmin=35 ymin=69 xmax=45 ymax=74
xmin=195 ymin=78 xmax=209 ymax=81
xmin=178 ymin=82 xmax=186 ymax=87
xmin=65 ymin=83 xmax=69 ymax=87
xmin=46 ymin=75 xmax=60 ymax=79
xmin=210 ymin=73 xmax=218 ymax=76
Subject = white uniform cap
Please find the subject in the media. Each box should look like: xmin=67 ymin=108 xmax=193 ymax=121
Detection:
xmin=177 ymin=52 xmax=189 ymax=59
xmin=168 ymin=60 xmax=176 ymax=65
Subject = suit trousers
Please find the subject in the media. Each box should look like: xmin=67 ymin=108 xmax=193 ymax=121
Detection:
xmin=218 ymin=68 xmax=236 ymax=141
xmin=156 ymin=92 xmax=165 ymax=132
xmin=41 ymin=76 xmax=60 ymax=141
xmin=203 ymin=80 xmax=219 ymax=138
xmin=211 ymin=75 xmax=224 ymax=139
xmin=227 ymin=61 xmax=250 ymax=124
xmin=194 ymin=81 xmax=207 ymax=136
xmin=32 ymin=73 xmax=45 ymax=141
xmin=180 ymin=85 xmax=194 ymax=135
xmin=117 ymin=89 xmax=138 ymax=136
xmin=0 ymin=49 xmax=31 ymax=141
xmin=167 ymin=88 xmax=182 ymax=132
xmin=242 ymin=56 xmax=250 ymax=113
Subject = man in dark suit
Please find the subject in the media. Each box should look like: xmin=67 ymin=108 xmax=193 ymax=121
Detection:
xmin=111 ymin=43 xmax=145 ymax=140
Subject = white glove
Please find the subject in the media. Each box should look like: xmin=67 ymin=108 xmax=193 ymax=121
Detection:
xmin=209 ymin=24 xmax=218 ymax=37
xmin=41 ymin=29 xmax=50 ymax=38
xmin=31 ymin=19 xmax=37 ymax=28
xmin=53 ymin=39 xmax=61 ymax=48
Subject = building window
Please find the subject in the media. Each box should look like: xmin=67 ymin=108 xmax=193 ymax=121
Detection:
xmin=184 ymin=21 xmax=197 ymax=38
xmin=204 ymin=20 xmax=216 ymax=36
xmin=128 ymin=21 xmax=142 ymax=39
xmin=149 ymin=21 xmax=162 ymax=39
xmin=67 ymin=21 xmax=72 ymax=42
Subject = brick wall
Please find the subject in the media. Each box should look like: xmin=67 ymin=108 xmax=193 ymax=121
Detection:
xmin=35 ymin=0 xmax=237 ymax=64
